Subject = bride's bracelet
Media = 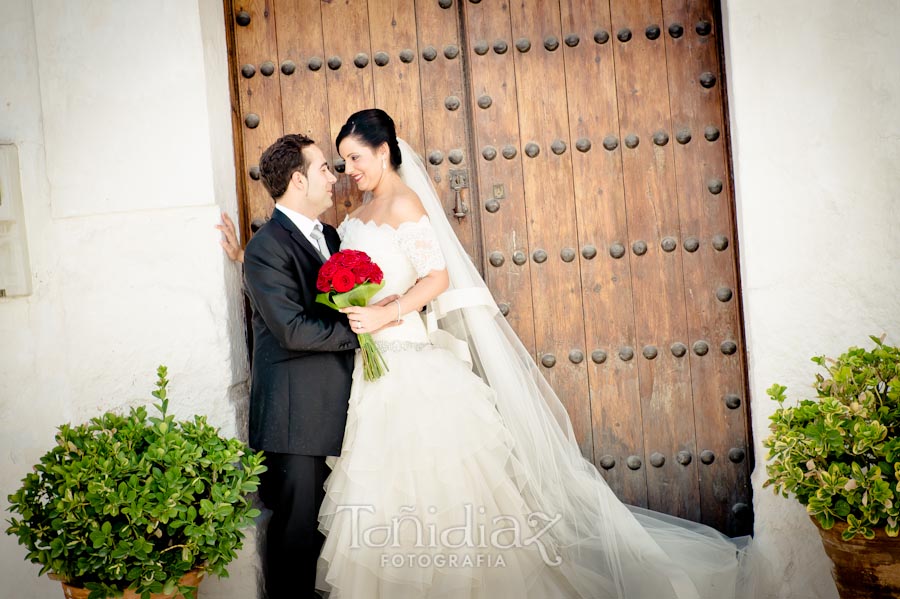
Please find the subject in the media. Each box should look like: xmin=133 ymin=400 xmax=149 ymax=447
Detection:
xmin=394 ymin=299 xmax=402 ymax=323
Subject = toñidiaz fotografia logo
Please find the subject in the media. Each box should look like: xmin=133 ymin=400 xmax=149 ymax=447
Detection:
xmin=333 ymin=503 xmax=564 ymax=568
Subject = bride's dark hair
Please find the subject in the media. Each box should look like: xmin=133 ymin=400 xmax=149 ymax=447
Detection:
xmin=336 ymin=108 xmax=402 ymax=168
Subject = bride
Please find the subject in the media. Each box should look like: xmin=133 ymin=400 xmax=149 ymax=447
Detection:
xmin=224 ymin=109 xmax=755 ymax=598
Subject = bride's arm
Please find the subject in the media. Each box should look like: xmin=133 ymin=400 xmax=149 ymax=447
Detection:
xmin=396 ymin=268 xmax=450 ymax=316
xmin=342 ymin=268 xmax=448 ymax=332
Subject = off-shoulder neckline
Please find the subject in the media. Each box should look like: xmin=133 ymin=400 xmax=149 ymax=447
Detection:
xmin=341 ymin=214 xmax=428 ymax=232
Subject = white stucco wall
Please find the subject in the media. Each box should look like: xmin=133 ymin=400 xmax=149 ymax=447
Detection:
xmin=724 ymin=1 xmax=900 ymax=598
xmin=0 ymin=1 xmax=257 ymax=597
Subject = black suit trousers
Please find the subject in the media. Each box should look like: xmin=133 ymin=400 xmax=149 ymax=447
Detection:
xmin=259 ymin=452 xmax=329 ymax=599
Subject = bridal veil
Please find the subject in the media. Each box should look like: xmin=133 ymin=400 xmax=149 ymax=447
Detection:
xmin=397 ymin=138 xmax=758 ymax=599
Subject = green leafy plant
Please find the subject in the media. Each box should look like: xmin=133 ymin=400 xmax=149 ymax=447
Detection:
xmin=6 ymin=366 xmax=266 ymax=599
xmin=764 ymin=335 xmax=900 ymax=541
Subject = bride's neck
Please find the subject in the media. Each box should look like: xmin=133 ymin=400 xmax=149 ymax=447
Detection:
xmin=370 ymin=170 xmax=402 ymax=202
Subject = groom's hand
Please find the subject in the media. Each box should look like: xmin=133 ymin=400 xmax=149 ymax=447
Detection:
xmin=216 ymin=212 xmax=245 ymax=264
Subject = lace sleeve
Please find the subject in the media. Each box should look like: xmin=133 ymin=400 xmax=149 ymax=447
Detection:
xmin=396 ymin=216 xmax=447 ymax=277
xmin=337 ymin=217 xmax=348 ymax=241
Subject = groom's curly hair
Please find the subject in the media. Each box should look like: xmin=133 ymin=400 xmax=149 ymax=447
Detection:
xmin=258 ymin=133 xmax=315 ymax=199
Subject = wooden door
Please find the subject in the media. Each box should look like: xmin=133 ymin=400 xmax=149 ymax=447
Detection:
xmin=225 ymin=0 xmax=480 ymax=264
xmin=225 ymin=0 xmax=752 ymax=537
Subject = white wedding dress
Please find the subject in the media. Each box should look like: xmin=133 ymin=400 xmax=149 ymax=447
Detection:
xmin=317 ymin=215 xmax=582 ymax=598
xmin=315 ymin=141 xmax=756 ymax=599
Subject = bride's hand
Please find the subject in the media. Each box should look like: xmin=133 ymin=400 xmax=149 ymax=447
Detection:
xmin=216 ymin=212 xmax=244 ymax=264
xmin=341 ymin=303 xmax=400 ymax=334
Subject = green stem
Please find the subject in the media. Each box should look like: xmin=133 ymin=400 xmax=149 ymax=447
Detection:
xmin=358 ymin=333 xmax=389 ymax=381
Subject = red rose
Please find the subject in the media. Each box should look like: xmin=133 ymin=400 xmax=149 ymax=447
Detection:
xmin=364 ymin=263 xmax=384 ymax=285
xmin=332 ymin=268 xmax=356 ymax=293
xmin=316 ymin=273 xmax=331 ymax=293
xmin=339 ymin=251 xmax=363 ymax=268
xmin=320 ymin=260 xmax=339 ymax=278
xmin=351 ymin=263 xmax=377 ymax=284
xmin=348 ymin=263 xmax=372 ymax=284
xmin=317 ymin=259 xmax=341 ymax=292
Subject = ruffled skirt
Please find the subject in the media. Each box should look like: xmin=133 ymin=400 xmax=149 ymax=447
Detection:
xmin=316 ymin=344 xmax=582 ymax=598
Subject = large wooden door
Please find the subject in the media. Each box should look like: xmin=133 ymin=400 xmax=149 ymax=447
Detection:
xmin=225 ymin=0 xmax=752 ymax=536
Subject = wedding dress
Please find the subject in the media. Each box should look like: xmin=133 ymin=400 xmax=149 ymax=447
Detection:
xmin=315 ymin=140 xmax=754 ymax=599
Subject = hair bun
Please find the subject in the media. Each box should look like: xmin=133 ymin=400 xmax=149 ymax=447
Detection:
xmin=336 ymin=108 xmax=403 ymax=168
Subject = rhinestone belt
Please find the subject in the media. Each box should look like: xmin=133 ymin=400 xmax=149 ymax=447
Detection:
xmin=374 ymin=340 xmax=433 ymax=353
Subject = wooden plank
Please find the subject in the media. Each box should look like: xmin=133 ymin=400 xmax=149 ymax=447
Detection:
xmin=663 ymin=0 xmax=752 ymax=535
xmin=368 ymin=0 xmax=425 ymax=154
xmin=223 ymin=0 xmax=251 ymax=245
xmin=507 ymin=0 xmax=593 ymax=458
xmin=414 ymin=0 xmax=482 ymax=269
xmin=273 ymin=0 xmax=336 ymax=225
xmin=320 ymin=0 xmax=376 ymax=222
xmin=558 ymin=0 xmax=647 ymax=506
xmin=224 ymin=0 xmax=258 ymax=365
xmin=461 ymin=1 xmax=537 ymax=354
xmin=609 ymin=0 xmax=700 ymax=519
xmin=231 ymin=0 xmax=285 ymax=231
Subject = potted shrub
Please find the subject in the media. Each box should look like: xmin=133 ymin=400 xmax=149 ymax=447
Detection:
xmin=764 ymin=335 xmax=900 ymax=598
xmin=6 ymin=366 xmax=266 ymax=599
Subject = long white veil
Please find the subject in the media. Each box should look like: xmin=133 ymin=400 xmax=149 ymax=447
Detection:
xmin=397 ymin=138 xmax=756 ymax=599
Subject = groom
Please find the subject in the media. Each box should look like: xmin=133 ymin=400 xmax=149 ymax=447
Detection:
xmin=242 ymin=134 xmax=390 ymax=599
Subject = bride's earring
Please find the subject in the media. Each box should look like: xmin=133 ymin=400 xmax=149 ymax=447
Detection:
xmin=382 ymin=157 xmax=386 ymax=171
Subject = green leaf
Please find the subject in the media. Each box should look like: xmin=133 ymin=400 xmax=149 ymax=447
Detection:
xmin=4 ymin=366 xmax=262 ymax=593
xmin=317 ymin=281 xmax=385 ymax=311
xmin=817 ymin=512 xmax=835 ymax=530
xmin=763 ymin=336 xmax=900 ymax=534
xmin=315 ymin=292 xmax=340 ymax=311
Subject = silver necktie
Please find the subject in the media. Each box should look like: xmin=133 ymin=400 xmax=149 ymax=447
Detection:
xmin=309 ymin=223 xmax=331 ymax=260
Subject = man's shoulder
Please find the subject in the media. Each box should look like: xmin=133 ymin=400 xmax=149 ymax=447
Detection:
xmin=245 ymin=219 xmax=288 ymax=258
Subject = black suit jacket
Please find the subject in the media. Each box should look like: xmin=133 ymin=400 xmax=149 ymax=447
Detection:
xmin=243 ymin=208 xmax=358 ymax=456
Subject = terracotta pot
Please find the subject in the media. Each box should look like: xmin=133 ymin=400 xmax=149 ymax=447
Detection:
xmin=58 ymin=570 xmax=204 ymax=599
xmin=812 ymin=517 xmax=900 ymax=598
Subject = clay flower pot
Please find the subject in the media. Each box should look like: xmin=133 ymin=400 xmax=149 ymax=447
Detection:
xmin=58 ymin=570 xmax=205 ymax=599
xmin=813 ymin=518 xmax=900 ymax=598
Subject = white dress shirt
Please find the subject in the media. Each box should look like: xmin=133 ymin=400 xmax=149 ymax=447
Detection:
xmin=275 ymin=204 xmax=325 ymax=251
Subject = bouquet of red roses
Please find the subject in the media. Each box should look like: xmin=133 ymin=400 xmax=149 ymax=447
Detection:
xmin=316 ymin=249 xmax=388 ymax=381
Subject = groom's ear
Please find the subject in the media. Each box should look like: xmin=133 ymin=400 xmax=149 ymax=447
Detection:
xmin=290 ymin=170 xmax=307 ymax=191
